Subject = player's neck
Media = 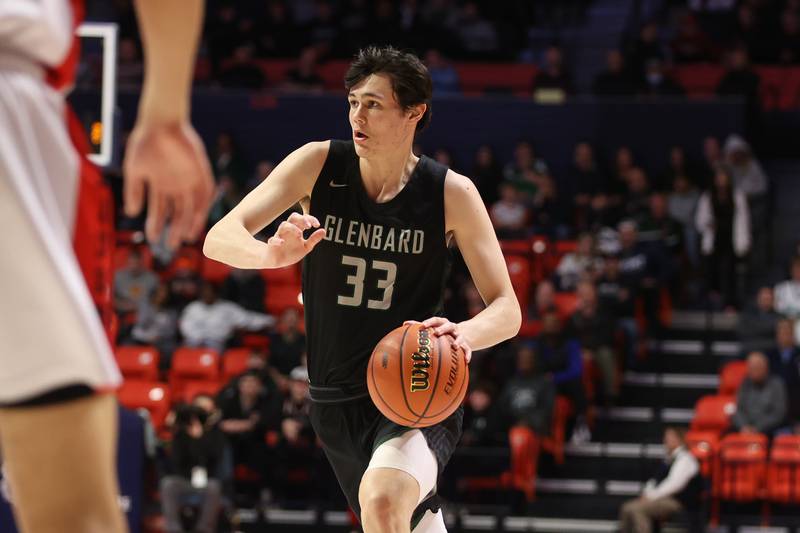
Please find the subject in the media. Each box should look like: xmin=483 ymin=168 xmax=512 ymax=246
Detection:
xmin=359 ymin=146 xmax=419 ymax=203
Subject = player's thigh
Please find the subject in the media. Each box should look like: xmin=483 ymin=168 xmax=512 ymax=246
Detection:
xmin=0 ymin=392 xmax=126 ymax=533
xmin=360 ymin=429 xmax=439 ymax=511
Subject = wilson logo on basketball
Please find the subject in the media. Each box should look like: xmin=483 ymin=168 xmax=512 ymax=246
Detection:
xmin=410 ymin=329 xmax=432 ymax=392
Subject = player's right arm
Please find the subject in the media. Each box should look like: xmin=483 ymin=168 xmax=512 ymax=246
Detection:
xmin=203 ymin=141 xmax=330 ymax=269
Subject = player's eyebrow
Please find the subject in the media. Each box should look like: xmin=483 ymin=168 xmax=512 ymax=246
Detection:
xmin=348 ymin=91 xmax=385 ymax=99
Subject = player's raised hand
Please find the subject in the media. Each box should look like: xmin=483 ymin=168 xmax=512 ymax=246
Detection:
xmin=123 ymin=121 xmax=215 ymax=249
xmin=265 ymin=212 xmax=326 ymax=267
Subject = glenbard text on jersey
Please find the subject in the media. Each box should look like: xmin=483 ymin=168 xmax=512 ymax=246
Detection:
xmin=323 ymin=215 xmax=425 ymax=254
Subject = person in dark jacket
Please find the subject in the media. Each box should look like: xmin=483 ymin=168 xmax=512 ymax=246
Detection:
xmin=497 ymin=344 xmax=555 ymax=437
xmin=160 ymin=403 xmax=226 ymax=533
xmin=461 ymin=381 xmax=504 ymax=446
xmin=732 ymin=351 xmax=787 ymax=436
xmin=619 ymin=427 xmax=702 ymax=533
xmin=740 ymin=287 xmax=781 ymax=355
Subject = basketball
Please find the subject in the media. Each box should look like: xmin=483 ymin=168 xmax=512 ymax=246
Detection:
xmin=367 ymin=322 xmax=469 ymax=428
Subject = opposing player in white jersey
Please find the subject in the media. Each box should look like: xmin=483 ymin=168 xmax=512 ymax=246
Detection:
xmin=0 ymin=1 xmax=214 ymax=532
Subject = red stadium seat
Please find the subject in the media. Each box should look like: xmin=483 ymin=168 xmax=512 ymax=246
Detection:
xmin=690 ymin=394 xmax=736 ymax=435
xmin=261 ymin=264 xmax=301 ymax=286
xmin=115 ymin=345 xmax=160 ymax=381
xmin=265 ymin=285 xmax=303 ymax=315
xmin=201 ymin=255 xmax=233 ymax=284
xmin=113 ymin=245 xmax=153 ymax=271
xmin=222 ymin=348 xmax=253 ymax=381
xmin=541 ymin=396 xmax=572 ymax=466
xmin=767 ymin=435 xmax=800 ymax=504
xmin=165 ymin=246 xmax=202 ymax=278
xmin=117 ymin=380 xmax=171 ymax=430
xmin=454 ymin=63 xmax=537 ymax=95
xmin=685 ymin=430 xmax=720 ymax=479
xmin=181 ymin=380 xmax=224 ymax=404
xmin=715 ymin=433 xmax=767 ymax=502
xmin=718 ymin=360 xmax=748 ymax=396
xmin=554 ymin=292 xmax=578 ymax=321
xmin=169 ymin=347 xmax=220 ymax=398
xmin=505 ymin=255 xmax=532 ymax=312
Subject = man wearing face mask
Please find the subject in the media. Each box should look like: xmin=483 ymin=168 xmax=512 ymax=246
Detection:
xmin=638 ymin=59 xmax=685 ymax=97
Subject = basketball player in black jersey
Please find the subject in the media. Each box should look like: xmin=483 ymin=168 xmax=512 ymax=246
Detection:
xmin=204 ymin=46 xmax=521 ymax=533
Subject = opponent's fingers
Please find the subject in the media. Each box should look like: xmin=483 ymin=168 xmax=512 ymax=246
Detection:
xmin=169 ymin=194 xmax=194 ymax=249
xmin=303 ymin=228 xmax=327 ymax=252
xmin=145 ymin=189 xmax=167 ymax=244
xmin=123 ymin=165 xmax=145 ymax=217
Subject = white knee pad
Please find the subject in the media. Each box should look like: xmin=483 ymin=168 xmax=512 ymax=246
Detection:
xmin=366 ymin=429 xmax=438 ymax=505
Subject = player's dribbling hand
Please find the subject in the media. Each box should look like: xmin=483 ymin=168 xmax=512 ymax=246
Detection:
xmin=123 ymin=121 xmax=215 ymax=249
xmin=265 ymin=212 xmax=327 ymax=267
xmin=404 ymin=318 xmax=473 ymax=363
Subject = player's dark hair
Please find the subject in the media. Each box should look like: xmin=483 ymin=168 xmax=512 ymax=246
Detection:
xmin=345 ymin=46 xmax=433 ymax=132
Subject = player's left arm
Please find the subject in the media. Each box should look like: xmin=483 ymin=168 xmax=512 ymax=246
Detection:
xmin=418 ymin=171 xmax=522 ymax=361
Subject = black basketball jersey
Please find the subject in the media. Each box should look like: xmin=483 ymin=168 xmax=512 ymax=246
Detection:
xmin=302 ymin=140 xmax=452 ymax=389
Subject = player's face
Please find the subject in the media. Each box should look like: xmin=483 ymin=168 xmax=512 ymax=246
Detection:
xmin=348 ymin=74 xmax=423 ymax=157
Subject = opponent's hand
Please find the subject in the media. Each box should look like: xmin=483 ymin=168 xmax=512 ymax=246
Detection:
xmin=404 ymin=317 xmax=472 ymax=363
xmin=123 ymin=121 xmax=215 ymax=249
xmin=265 ymin=212 xmax=326 ymax=268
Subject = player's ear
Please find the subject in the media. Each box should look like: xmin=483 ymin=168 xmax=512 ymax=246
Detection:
xmin=407 ymin=103 xmax=427 ymax=126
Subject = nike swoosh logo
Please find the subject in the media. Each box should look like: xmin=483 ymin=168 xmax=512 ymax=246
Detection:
xmin=329 ymin=180 xmax=348 ymax=188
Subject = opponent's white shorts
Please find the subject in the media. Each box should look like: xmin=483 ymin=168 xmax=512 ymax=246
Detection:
xmin=366 ymin=429 xmax=448 ymax=532
xmin=0 ymin=57 xmax=120 ymax=404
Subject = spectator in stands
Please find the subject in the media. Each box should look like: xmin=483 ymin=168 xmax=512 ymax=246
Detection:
xmin=130 ymin=283 xmax=179 ymax=370
xmin=716 ymin=46 xmax=761 ymax=133
xmin=695 ymin=166 xmax=751 ymax=309
xmin=567 ymin=281 xmax=619 ymax=405
xmin=273 ymin=366 xmax=315 ymax=497
xmin=531 ymin=175 xmax=569 ymax=239
xmin=555 ymin=233 xmax=600 ymax=291
xmin=597 ymin=253 xmax=638 ymax=368
xmin=490 ymin=183 xmax=529 ymax=239
xmin=638 ymin=58 xmax=685 ymax=97
xmin=246 ymin=160 xmax=274 ymax=192
xmin=618 ymin=220 xmax=663 ymax=334
xmin=626 ymin=22 xmax=666 ymax=78
xmin=667 ymin=175 xmax=701 ymax=267
xmin=180 ymin=282 xmax=275 ymax=353
xmin=503 ymin=141 xmax=547 ymax=199
xmin=268 ymin=308 xmax=306 ymax=391
xmin=255 ymin=0 xmax=301 ymax=58
xmin=425 ymin=49 xmax=460 ymax=95
xmin=660 ymin=146 xmax=699 ymax=192
xmin=160 ymin=403 xmax=226 ymax=533
xmin=453 ymin=1 xmax=499 ymax=57
xmin=207 ymin=174 xmax=243 ymax=229
xmin=206 ymin=3 xmax=242 ymax=75
xmin=637 ymin=193 xmax=684 ymax=284
xmin=530 ymin=279 xmax=557 ymax=322
xmin=497 ymin=343 xmax=555 ymax=437
xmin=221 ymin=268 xmax=266 ymax=313
xmin=731 ymin=351 xmax=787 ymax=436
xmin=671 ymin=12 xmax=717 ymax=63
xmin=218 ymin=370 xmax=283 ymax=493
xmin=461 ymin=381 xmax=502 ymax=446
xmin=471 ymin=144 xmax=501 ymax=205
xmin=304 ymin=0 xmax=340 ymax=56
xmin=723 ymin=134 xmax=769 ymax=261
xmin=534 ymin=311 xmax=589 ymax=443
xmin=570 ymin=141 xmax=607 ymax=225
xmin=282 ymin=46 xmax=325 ymax=93
xmin=168 ymin=258 xmax=204 ymax=311
xmin=117 ymin=37 xmax=143 ymax=88
xmin=777 ymin=9 xmax=800 ymax=64
xmin=608 ymin=146 xmax=636 ymax=214
xmin=767 ymin=319 xmax=800 ymax=384
xmin=740 ymin=287 xmax=781 ymax=355
xmin=218 ymin=44 xmax=266 ymax=90
xmin=619 ymin=427 xmax=702 ymax=533
xmin=732 ymin=4 xmax=769 ymax=62
xmin=533 ymin=45 xmax=572 ymax=103
xmin=114 ymin=246 xmax=159 ymax=316
xmin=213 ymin=132 xmax=248 ymax=189
xmin=700 ymin=136 xmax=723 ymax=187
xmin=433 ymin=148 xmax=456 ymax=169
xmin=592 ymin=49 xmax=637 ymax=96
xmin=623 ymin=167 xmax=652 ymax=220
xmin=775 ymin=257 xmax=800 ymax=327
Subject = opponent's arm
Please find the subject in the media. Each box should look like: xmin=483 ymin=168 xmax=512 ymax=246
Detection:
xmin=422 ymin=172 xmax=521 ymax=357
xmin=124 ymin=0 xmax=214 ymax=248
xmin=203 ymin=141 xmax=329 ymax=269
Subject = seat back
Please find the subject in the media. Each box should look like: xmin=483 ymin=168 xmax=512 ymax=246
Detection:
xmin=222 ymin=348 xmax=253 ymax=381
xmin=685 ymin=430 xmax=720 ymax=479
xmin=716 ymin=433 xmax=768 ymax=502
xmin=116 ymin=345 xmax=160 ymax=381
xmin=117 ymin=380 xmax=171 ymax=430
xmin=201 ymin=256 xmax=232 ymax=284
xmin=181 ymin=380 xmax=224 ymax=404
xmin=554 ymin=292 xmax=578 ymax=321
xmin=170 ymin=347 xmax=220 ymax=397
xmin=690 ymin=394 xmax=736 ymax=434
xmin=767 ymin=435 xmax=800 ymax=503
xmin=718 ymin=360 xmax=748 ymax=396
